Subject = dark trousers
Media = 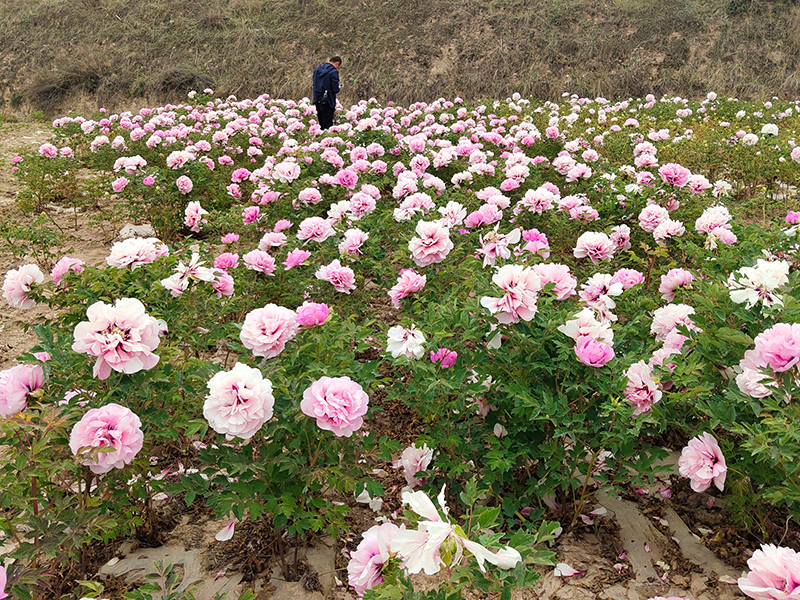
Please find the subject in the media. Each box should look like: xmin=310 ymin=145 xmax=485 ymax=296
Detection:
xmin=316 ymin=103 xmax=335 ymax=130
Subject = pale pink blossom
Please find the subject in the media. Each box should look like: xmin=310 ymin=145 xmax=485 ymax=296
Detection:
xmin=3 ymin=264 xmax=44 ymax=309
xmin=653 ymin=218 xmax=686 ymax=242
xmin=695 ymin=204 xmax=732 ymax=234
xmin=184 ymin=201 xmax=208 ymax=232
xmin=339 ymin=228 xmax=369 ymax=258
xmin=658 ymin=163 xmax=691 ymax=187
xmin=408 ymin=221 xmax=454 ymax=267
xmin=532 ymin=263 xmax=577 ymax=300
xmin=242 ymin=250 xmax=276 ymax=275
xmin=211 ymin=270 xmax=235 ymax=298
xmin=464 ymin=204 xmax=502 ymax=228
xmin=397 ymin=443 xmax=434 ymax=486
xmin=203 ymin=362 xmax=274 ymax=439
xmin=315 ymin=259 xmax=356 ymax=293
xmin=240 ymin=304 xmax=299 ymax=358
xmin=272 ymin=160 xmax=301 ymax=183
xmin=610 ymin=224 xmax=632 ymax=251
xmin=388 ymin=269 xmax=427 ymax=308
xmin=573 ymin=232 xmax=615 ymax=264
xmin=111 ymin=176 xmax=129 ymax=192
xmin=624 ymin=361 xmax=662 ymax=416
xmin=638 ymin=204 xmax=670 ymax=233
xmin=69 ymin=403 xmax=144 ymax=474
xmin=51 ymin=257 xmax=85 ymax=286
xmin=750 ymin=323 xmax=800 ymax=373
xmin=298 ymin=187 xmax=323 ymax=205
xmin=72 ymin=298 xmax=161 ymax=380
xmin=558 ymin=308 xmax=614 ymax=344
xmin=297 ymin=216 xmax=335 ymax=243
xmin=242 ymin=206 xmax=260 ymax=224
xmin=678 ymin=432 xmax=727 ymax=492
xmin=284 ymin=248 xmax=311 ymax=270
xmin=480 ymin=264 xmax=542 ymax=324
xmin=295 ymin=301 xmax=329 ymax=327
xmin=738 ymin=544 xmax=800 ymax=600
xmin=301 ymin=376 xmax=369 ymax=437
xmin=347 ymin=523 xmax=400 ymax=597
xmin=659 ymin=269 xmax=695 ymax=301
xmin=650 ymin=304 xmax=699 ymax=342
xmin=610 ymin=269 xmax=644 ymax=290
xmin=175 ymin=175 xmax=193 ymax=194
xmin=0 ymin=364 xmax=45 ymax=417
xmin=106 ymin=238 xmax=168 ymax=269
xmin=258 ymin=232 xmax=287 ymax=250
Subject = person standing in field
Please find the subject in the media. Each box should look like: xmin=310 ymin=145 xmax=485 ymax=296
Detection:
xmin=313 ymin=56 xmax=341 ymax=131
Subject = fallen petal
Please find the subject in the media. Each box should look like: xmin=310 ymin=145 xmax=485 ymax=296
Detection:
xmin=215 ymin=521 xmax=237 ymax=542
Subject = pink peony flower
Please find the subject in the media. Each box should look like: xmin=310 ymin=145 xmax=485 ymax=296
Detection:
xmin=295 ymin=301 xmax=329 ymax=327
xmin=610 ymin=224 xmax=632 ymax=251
xmin=301 ymin=376 xmax=369 ymax=437
xmin=521 ymin=228 xmax=551 ymax=258
xmin=106 ymin=237 xmax=169 ymax=269
xmin=214 ymin=252 xmax=239 ymax=271
xmin=51 ymin=256 xmax=85 ymax=286
xmin=315 ymin=259 xmax=356 ymax=293
xmin=388 ymin=269 xmax=427 ymax=308
xmin=573 ymin=232 xmax=615 ymax=264
xmin=72 ymin=298 xmax=161 ymax=380
xmin=532 ymin=263 xmax=577 ymax=300
xmin=298 ymin=187 xmax=322 ymax=205
xmin=242 ymin=250 xmax=276 ymax=275
xmin=650 ymin=303 xmax=699 ymax=342
xmin=408 ymin=221 xmax=454 ymax=267
xmin=653 ymin=218 xmax=686 ymax=243
xmin=624 ymin=361 xmax=662 ymax=416
xmin=347 ymin=523 xmax=401 ymax=597
xmin=284 ymin=248 xmax=311 ymax=270
xmin=695 ymin=204 xmax=732 ymax=234
xmin=69 ymin=403 xmax=144 ymax=474
xmin=481 ymin=264 xmax=542 ymax=324
xmin=610 ymin=268 xmax=645 ymax=290
xmin=574 ymin=335 xmax=615 ymax=367
xmin=678 ymin=432 xmax=727 ymax=492
xmin=338 ymin=228 xmax=369 ymax=258
xmin=751 ymin=323 xmax=800 ymax=373
xmin=203 ymin=362 xmax=274 ymax=439
xmin=430 ymin=348 xmax=458 ymax=369
xmin=738 ymin=544 xmax=800 ymax=600
xmin=659 ymin=268 xmax=695 ymax=301
xmin=638 ymin=204 xmax=670 ymax=233
xmin=175 ymin=175 xmax=193 ymax=194
xmin=111 ymin=176 xmax=129 ymax=192
xmin=258 ymin=232 xmax=288 ymax=249
xmin=240 ymin=304 xmax=299 ymax=358
xmin=221 ymin=233 xmax=240 ymax=244
xmin=242 ymin=206 xmax=260 ymax=224
xmin=184 ymin=201 xmax=208 ymax=232
xmin=297 ymin=216 xmax=335 ymax=243
xmin=3 ymin=264 xmax=44 ymax=309
xmin=211 ymin=270 xmax=235 ymax=298
xmin=398 ymin=443 xmax=434 ymax=486
xmin=0 ymin=364 xmax=45 ymax=417
xmin=658 ymin=163 xmax=691 ymax=187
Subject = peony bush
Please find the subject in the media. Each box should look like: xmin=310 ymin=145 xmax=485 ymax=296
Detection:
xmin=2 ymin=89 xmax=800 ymax=597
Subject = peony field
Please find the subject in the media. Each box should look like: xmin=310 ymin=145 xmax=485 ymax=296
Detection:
xmin=2 ymin=90 xmax=800 ymax=600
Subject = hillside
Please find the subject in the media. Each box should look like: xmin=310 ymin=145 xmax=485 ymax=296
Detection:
xmin=1 ymin=0 xmax=799 ymax=113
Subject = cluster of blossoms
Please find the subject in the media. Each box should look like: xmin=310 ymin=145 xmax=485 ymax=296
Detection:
xmin=347 ymin=487 xmax=521 ymax=596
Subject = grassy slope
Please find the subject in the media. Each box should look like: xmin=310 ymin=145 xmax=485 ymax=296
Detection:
xmin=1 ymin=0 xmax=799 ymax=112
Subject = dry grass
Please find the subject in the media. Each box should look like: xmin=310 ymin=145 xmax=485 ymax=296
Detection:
xmin=1 ymin=0 xmax=799 ymax=113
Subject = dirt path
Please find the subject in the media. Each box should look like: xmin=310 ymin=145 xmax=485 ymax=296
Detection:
xmin=0 ymin=120 xmax=111 ymax=369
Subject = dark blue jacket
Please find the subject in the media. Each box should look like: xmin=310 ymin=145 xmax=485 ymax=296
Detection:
xmin=313 ymin=62 xmax=340 ymax=108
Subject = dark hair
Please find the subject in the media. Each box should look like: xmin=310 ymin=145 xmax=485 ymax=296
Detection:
xmin=330 ymin=56 xmax=342 ymax=65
